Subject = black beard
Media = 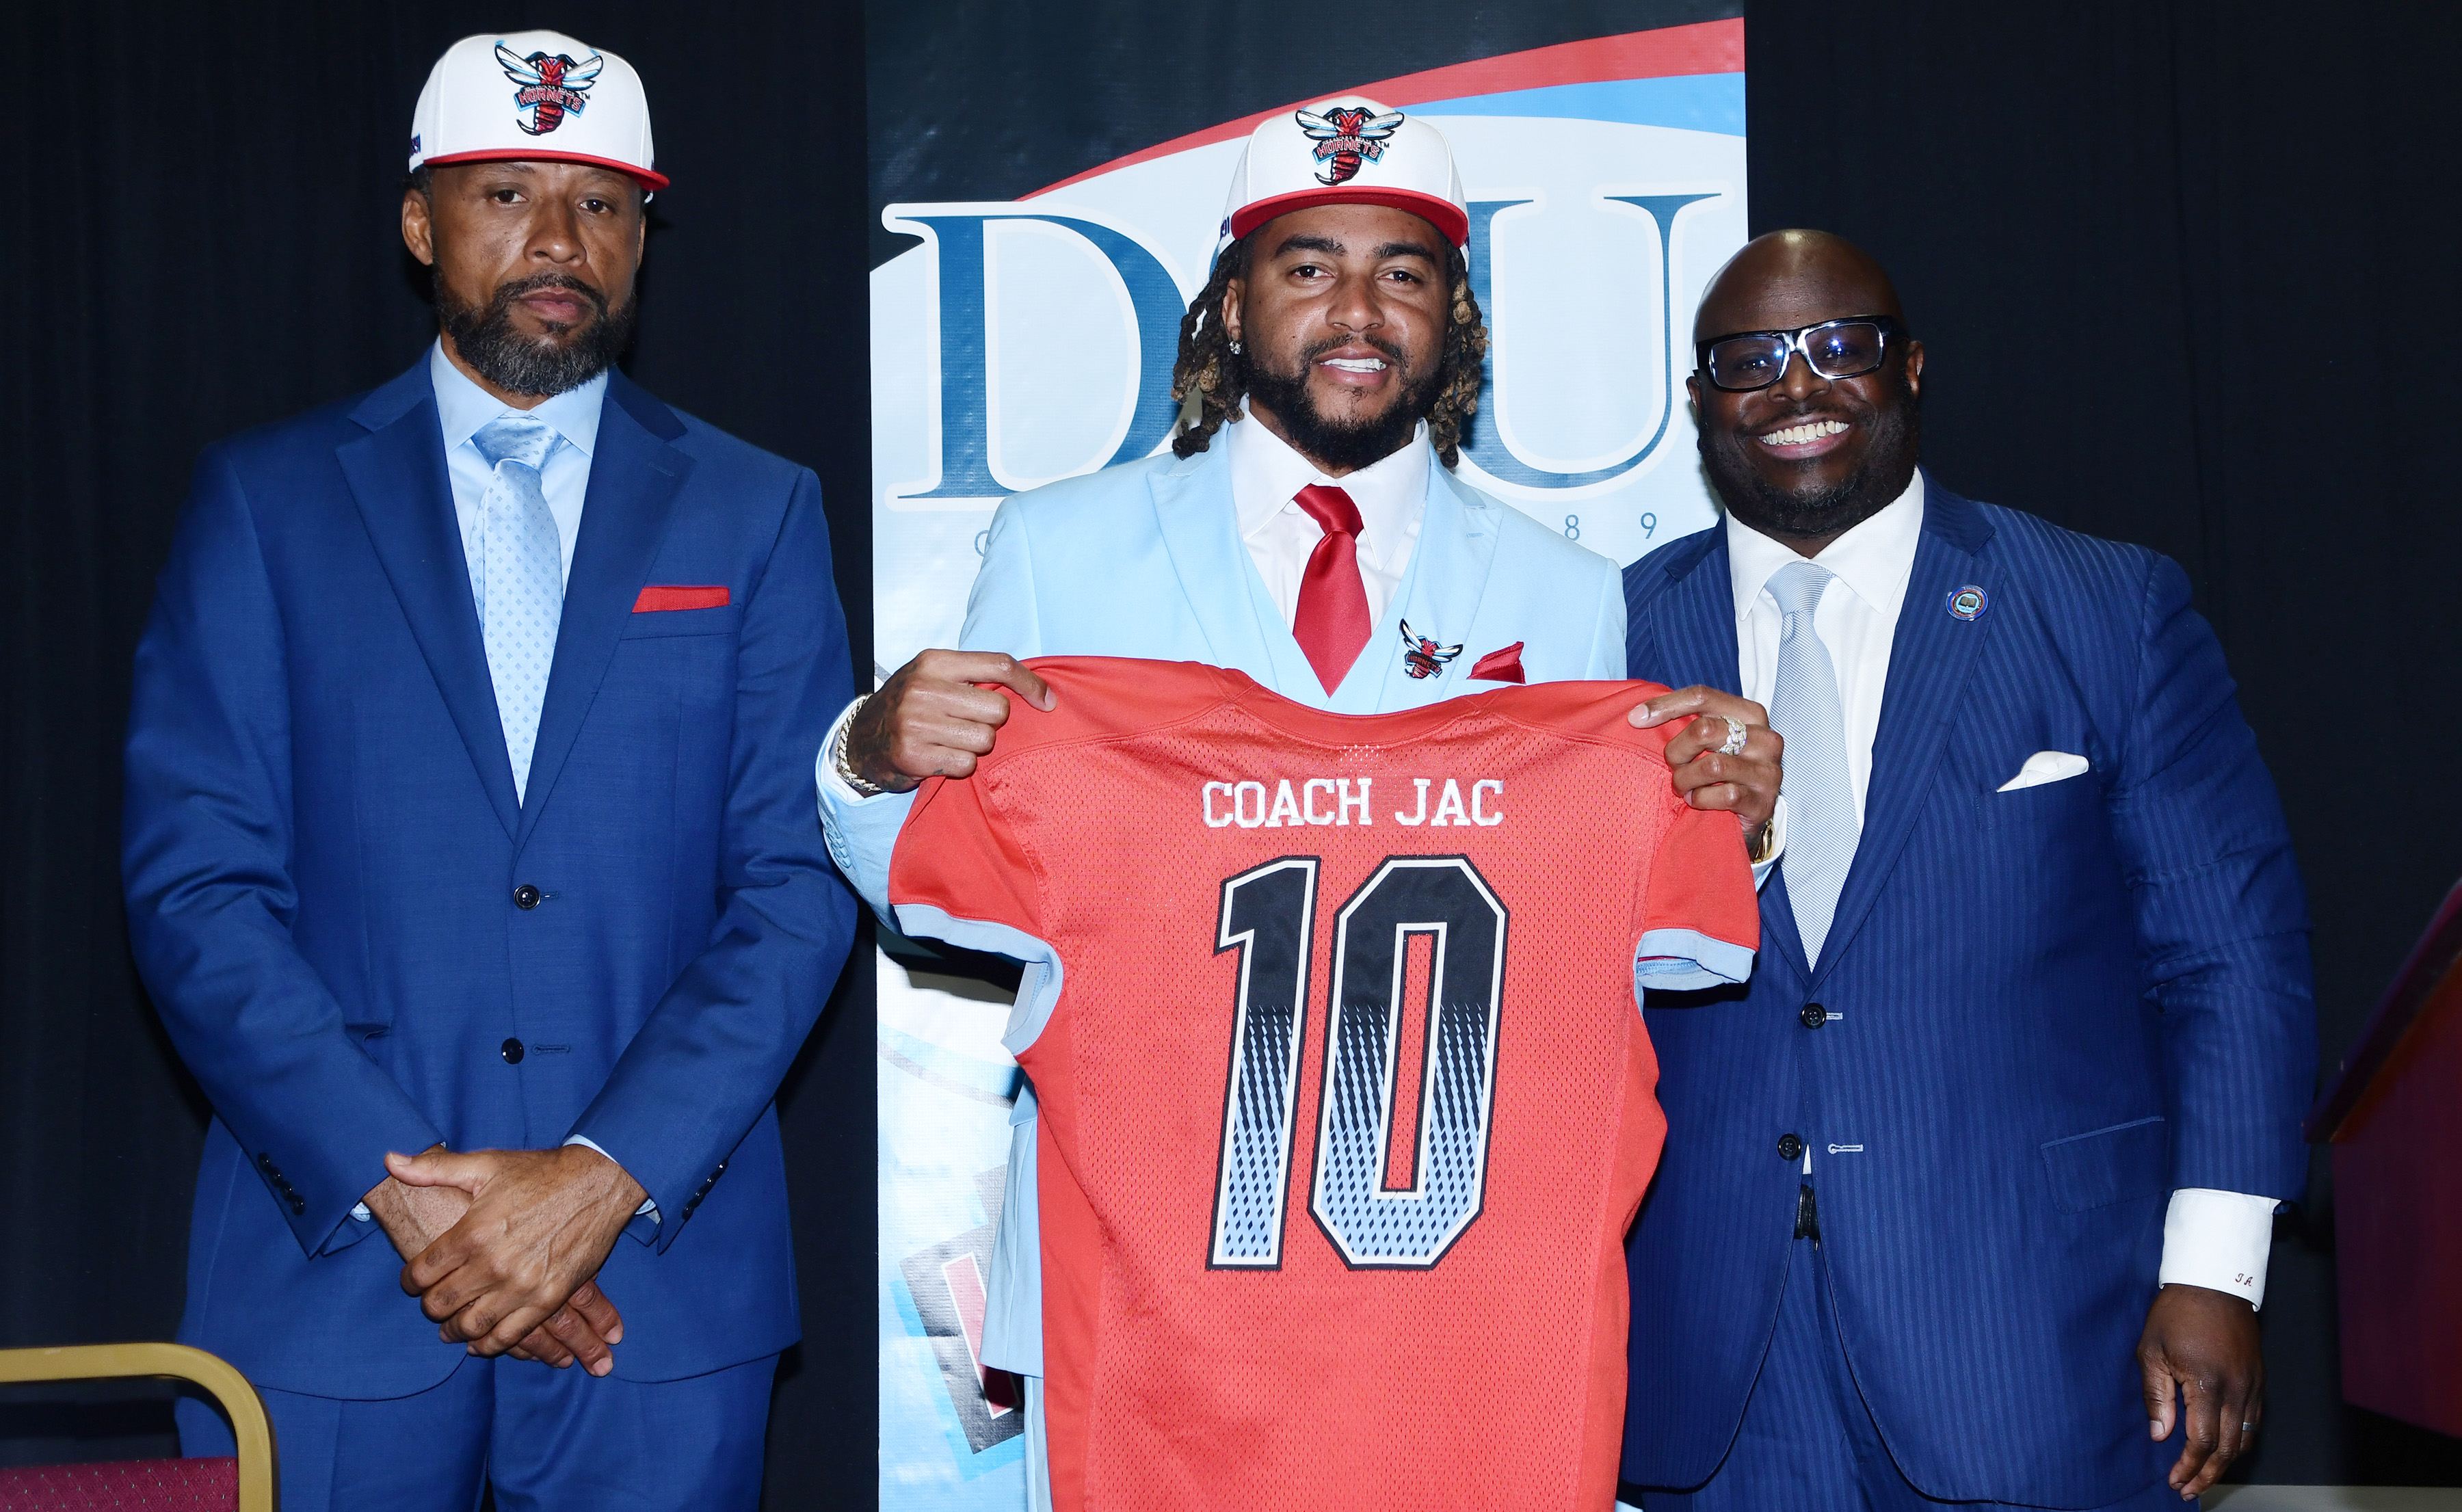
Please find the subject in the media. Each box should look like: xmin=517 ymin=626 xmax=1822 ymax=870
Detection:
xmin=437 ymin=271 xmax=635 ymax=397
xmin=1702 ymin=379 xmax=1922 ymax=539
xmin=1244 ymin=336 xmax=1443 ymax=473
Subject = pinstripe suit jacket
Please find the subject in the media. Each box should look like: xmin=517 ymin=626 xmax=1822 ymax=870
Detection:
xmin=1618 ymin=478 xmax=2314 ymax=1504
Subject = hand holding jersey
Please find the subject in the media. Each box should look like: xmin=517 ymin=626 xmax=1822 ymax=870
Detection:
xmin=847 ymin=653 xmax=1782 ymax=855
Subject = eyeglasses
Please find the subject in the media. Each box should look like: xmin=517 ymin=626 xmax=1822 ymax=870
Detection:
xmin=1697 ymin=317 xmax=1901 ymax=393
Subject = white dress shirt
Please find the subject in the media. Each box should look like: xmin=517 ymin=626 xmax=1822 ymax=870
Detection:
xmin=352 ymin=347 xmax=647 ymax=1225
xmin=1223 ymin=409 xmax=1427 ymax=626
xmin=1725 ymin=473 xmax=2277 ymax=1308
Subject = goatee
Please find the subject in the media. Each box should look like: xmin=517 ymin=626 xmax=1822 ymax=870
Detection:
xmin=1244 ymin=336 xmax=1442 ymax=473
xmin=438 ymin=271 xmax=635 ymax=397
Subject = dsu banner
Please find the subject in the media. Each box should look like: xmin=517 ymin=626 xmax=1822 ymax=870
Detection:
xmin=868 ymin=5 xmax=1745 ymax=1502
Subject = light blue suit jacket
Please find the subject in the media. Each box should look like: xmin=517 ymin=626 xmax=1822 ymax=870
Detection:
xmin=821 ymin=436 xmax=1626 ymax=912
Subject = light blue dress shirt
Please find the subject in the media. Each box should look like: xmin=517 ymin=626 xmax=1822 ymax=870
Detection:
xmin=428 ymin=341 xmax=605 ymax=588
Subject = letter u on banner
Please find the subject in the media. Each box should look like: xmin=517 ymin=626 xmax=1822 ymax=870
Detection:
xmin=1459 ymin=192 xmax=1720 ymax=488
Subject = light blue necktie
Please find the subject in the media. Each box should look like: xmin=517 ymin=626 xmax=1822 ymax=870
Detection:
xmin=471 ymin=414 xmax=562 ymax=805
xmin=1766 ymin=559 xmax=1857 ymax=965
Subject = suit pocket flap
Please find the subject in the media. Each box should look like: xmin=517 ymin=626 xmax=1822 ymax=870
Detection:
xmin=618 ymin=602 xmax=743 ymax=639
xmin=1976 ymin=769 xmax=2101 ymax=830
xmin=2039 ymin=1115 xmax=2167 ymax=1212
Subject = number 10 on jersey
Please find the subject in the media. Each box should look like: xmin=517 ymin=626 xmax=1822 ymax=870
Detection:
xmin=1207 ymin=855 xmax=1509 ymax=1271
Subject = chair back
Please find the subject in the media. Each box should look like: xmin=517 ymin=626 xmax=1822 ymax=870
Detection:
xmin=0 ymin=1343 xmax=276 ymax=1511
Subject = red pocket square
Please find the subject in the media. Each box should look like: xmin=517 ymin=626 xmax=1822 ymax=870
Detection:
xmin=1470 ymin=643 xmax=1526 ymax=683
xmin=633 ymin=585 xmax=729 ymax=613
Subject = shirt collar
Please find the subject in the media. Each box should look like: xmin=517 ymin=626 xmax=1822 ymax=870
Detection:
xmin=1725 ymin=470 xmax=1927 ymax=625
xmin=1224 ymin=407 xmax=1431 ymax=568
xmin=427 ymin=339 xmax=609 ymax=459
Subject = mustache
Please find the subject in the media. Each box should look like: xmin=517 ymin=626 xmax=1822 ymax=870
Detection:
xmin=1299 ymin=332 xmax=1407 ymax=369
xmin=486 ymin=271 xmax=611 ymax=325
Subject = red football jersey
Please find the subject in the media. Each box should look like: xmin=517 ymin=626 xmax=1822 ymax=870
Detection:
xmin=890 ymin=658 xmax=1758 ymax=1512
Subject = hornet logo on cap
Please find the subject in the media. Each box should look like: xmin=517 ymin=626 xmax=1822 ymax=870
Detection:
xmin=1297 ymin=105 xmax=1404 ymax=186
xmin=494 ymin=41 xmax=604 ymax=136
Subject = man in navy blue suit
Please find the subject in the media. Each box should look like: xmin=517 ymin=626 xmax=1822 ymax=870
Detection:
xmin=120 ymin=31 xmax=853 ymax=1510
xmin=1619 ymin=232 xmax=2314 ymax=1509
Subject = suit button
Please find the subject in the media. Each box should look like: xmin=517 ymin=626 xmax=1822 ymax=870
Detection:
xmin=256 ymin=1153 xmax=274 ymax=1171
xmin=513 ymin=884 xmax=541 ymax=910
xmin=289 ymin=1195 xmax=306 ymax=1215
xmin=1777 ymin=1133 xmax=1805 ymax=1162
xmin=1801 ymin=1003 xmax=1827 ymax=1029
xmin=501 ymin=1038 xmax=526 ymax=1064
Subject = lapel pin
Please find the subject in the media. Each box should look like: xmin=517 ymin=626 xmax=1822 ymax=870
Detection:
xmin=1946 ymin=585 xmax=1989 ymax=621
xmin=1398 ymin=620 xmax=1464 ymax=680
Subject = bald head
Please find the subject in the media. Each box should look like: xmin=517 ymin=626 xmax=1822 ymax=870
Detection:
xmin=1694 ymin=230 xmax=1904 ymax=345
xmin=1684 ymin=229 xmax=1924 ymax=554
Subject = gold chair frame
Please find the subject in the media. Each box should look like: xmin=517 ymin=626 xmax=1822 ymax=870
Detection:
xmin=0 ymin=1342 xmax=276 ymax=1511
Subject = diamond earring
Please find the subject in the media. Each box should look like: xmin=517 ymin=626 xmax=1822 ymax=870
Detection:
xmin=1229 ymin=339 xmax=1243 ymax=355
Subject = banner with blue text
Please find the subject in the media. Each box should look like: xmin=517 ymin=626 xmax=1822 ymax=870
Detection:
xmin=869 ymin=7 xmax=1745 ymax=1503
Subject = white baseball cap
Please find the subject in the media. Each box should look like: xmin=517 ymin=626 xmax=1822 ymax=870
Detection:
xmin=408 ymin=31 xmax=666 ymax=192
xmin=1219 ymin=96 xmax=1468 ymax=250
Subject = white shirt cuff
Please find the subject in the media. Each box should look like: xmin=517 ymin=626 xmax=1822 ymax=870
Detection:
xmin=2158 ymin=1187 xmax=2278 ymax=1309
xmin=564 ymin=1135 xmax=659 ymax=1219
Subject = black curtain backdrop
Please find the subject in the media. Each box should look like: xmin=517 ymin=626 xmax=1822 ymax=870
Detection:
xmin=0 ymin=1 xmax=876 ymax=1502
xmin=3 ymin=0 xmax=2457 ymax=1499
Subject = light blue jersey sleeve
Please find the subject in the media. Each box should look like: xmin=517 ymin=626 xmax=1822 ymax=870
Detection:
xmin=889 ymin=901 xmax=1070 ymax=1385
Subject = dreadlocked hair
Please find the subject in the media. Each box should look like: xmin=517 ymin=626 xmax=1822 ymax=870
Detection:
xmin=1169 ymin=234 xmax=1490 ymax=467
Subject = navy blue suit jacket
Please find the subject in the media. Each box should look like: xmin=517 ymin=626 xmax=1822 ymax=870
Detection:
xmin=122 ymin=362 xmax=856 ymax=1398
xmin=1619 ymin=479 xmax=2314 ymax=1504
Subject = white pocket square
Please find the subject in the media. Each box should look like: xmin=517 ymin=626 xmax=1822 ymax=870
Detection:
xmin=1998 ymin=751 xmax=2090 ymax=792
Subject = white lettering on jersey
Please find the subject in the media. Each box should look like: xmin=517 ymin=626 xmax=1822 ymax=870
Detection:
xmin=1204 ymin=775 xmax=1490 ymax=830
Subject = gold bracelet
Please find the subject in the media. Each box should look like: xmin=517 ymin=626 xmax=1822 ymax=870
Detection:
xmin=833 ymin=695 xmax=886 ymax=797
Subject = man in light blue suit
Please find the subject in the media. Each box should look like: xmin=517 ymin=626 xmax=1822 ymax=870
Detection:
xmin=1619 ymin=232 xmax=2314 ymax=1509
xmin=120 ymin=33 xmax=853 ymax=1510
xmin=821 ymin=102 xmax=1781 ymax=1506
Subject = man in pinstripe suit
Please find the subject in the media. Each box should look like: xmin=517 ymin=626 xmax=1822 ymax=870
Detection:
xmin=1618 ymin=231 xmax=2314 ymax=1509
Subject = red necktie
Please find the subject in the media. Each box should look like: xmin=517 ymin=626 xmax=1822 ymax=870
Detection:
xmin=1290 ymin=484 xmax=1373 ymax=693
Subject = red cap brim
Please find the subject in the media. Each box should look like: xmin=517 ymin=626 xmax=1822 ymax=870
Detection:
xmin=1230 ymin=187 xmax=1468 ymax=249
xmin=420 ymin=148 xmax=670 ymax=192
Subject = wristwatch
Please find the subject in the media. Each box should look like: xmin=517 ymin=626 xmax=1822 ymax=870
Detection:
xmin=1746 ymin=815 xmax=1778 ymax=865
